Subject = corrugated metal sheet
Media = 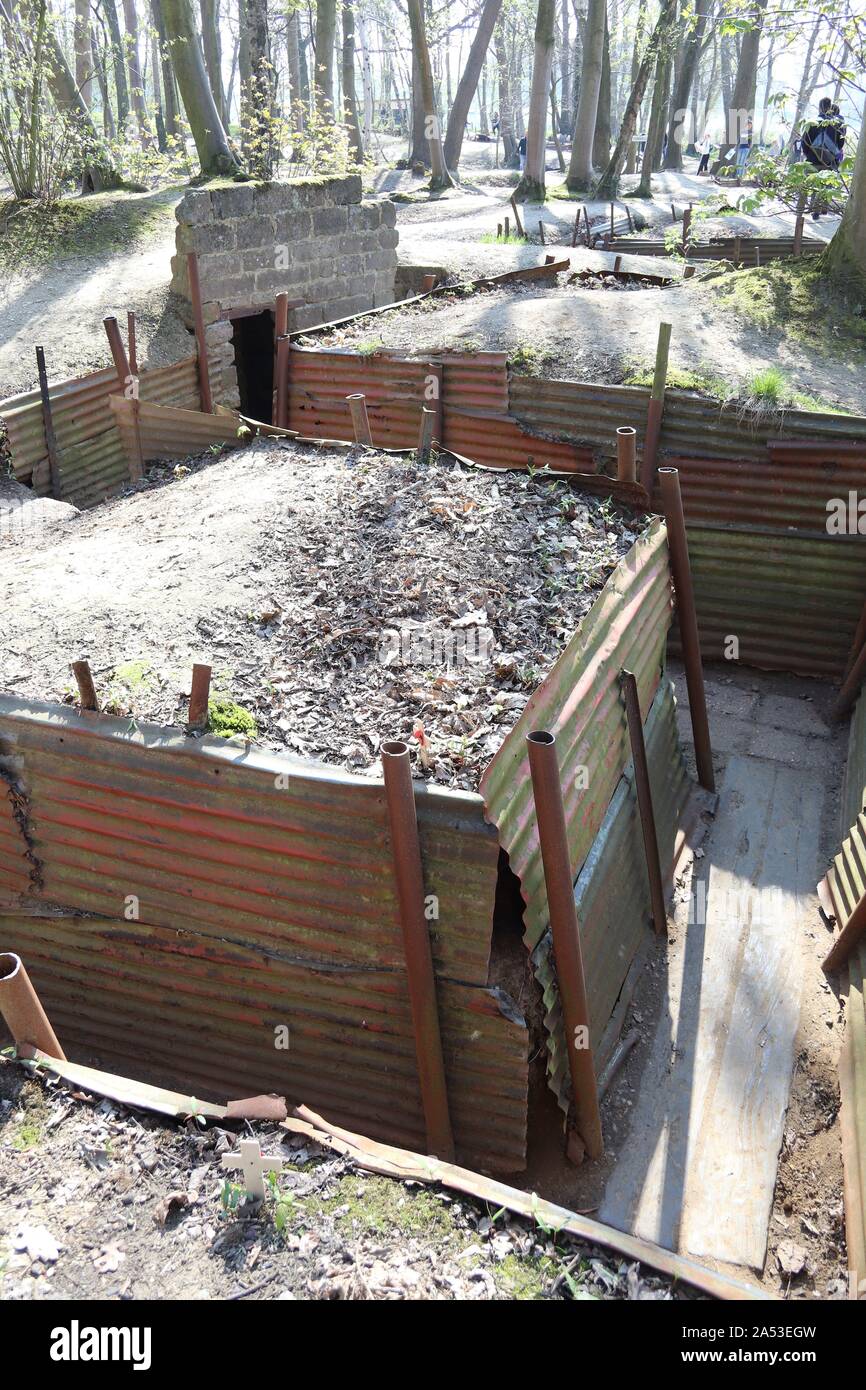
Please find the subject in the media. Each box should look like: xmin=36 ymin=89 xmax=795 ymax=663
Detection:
xmin=842 ymin=692 xmax=866 ymax=838
xmin=821 ymin=811 xmax=866 ymax=929
xmin=110 ymin=397 xmax=246 ymax=462
xmin=670 ymin=526 xmax=866 ymax=677
xmin=532 ymin=679 xmax=690 ymax=1113
xmin=0 ymin=758 xmax=34 ymax=901
xmin=287 ymin=347 xmax=432 ymax=448
xmin=481 ymin=519 xmax=672 ymax=953
xmin=0 ymin=694 xmax=527 ymax=1171
xmin=840 ymin=940 xmax=866 ymax=1291
xmin=510 ymin=377 xmax=651 ymax=456
xmin=603 ymin=235 xmax=824 ymax=264
xmin=0 ymin=352 xmax=224 ymax=509
xmin=652 ymin=449 xmax=866 ymax=530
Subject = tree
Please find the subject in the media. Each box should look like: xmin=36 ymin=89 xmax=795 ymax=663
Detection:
xmin=314 ymin=0 xmax=337 ymax=118
xmin=515 ymin=0 xmax=556 ymax=201
xmin=151 ymin=0 xmax=181 ymax=141
xmin=595 ymin=0 xmax=676 ymax=198
xmin=103 ymin=0 xmax=130 ymax=130
xmin=824 ymin=96 xmax=866 ymax=286
xmin=663 ymin=0 xmax=711 ymax=170
xmin=122 ymin=0 xmax=154 ymax=148
xmin=636 ymin=40 xmax=671 ymax=195
xmin=493 ymin=13 xmax=516 ymax=166
xmin=162 ymin=0 xmax=241 ymax=174
xmin=591 ymin=9 xmax=611 ymax=171
xmin=715 ymin=0 xmax=768 ymax=172
xmin=73 ymin=0 xmax=91 ymax=107
xmin=239 ymin=0 xmax=273 ymax=173
xmin=407 ymin=0 xmax=454 ymax=189
xmin=199 ymin=0 xmax=227 ymax=124
xmin=567 ymin=0 xmax=606 ymax=190
xmin=443 ymin=0 xmax=502 ymax=172
xmin=342 ymin=0 xmax=363 ymax=161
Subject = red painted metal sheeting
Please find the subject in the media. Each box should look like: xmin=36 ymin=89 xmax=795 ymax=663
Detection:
xmin=0 ymin=695 xmax=527 ymax=1171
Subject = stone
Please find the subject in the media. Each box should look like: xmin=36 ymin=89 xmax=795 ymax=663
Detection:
xmin=211 ymin=184 xmax=255 ymax=218
xmin=235 ymin=215 xmax=276 ymax=250
xmin=176 ymin=189 xmax=213 ymax=225
xmin=312 ymin=205 xmax=349 ymax=236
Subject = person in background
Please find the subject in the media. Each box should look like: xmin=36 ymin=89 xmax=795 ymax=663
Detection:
xmin=491 ymin=110 xmax=500 ymax=137
xmin=830 ymin=103 xmax=846 ymax=166
xmin=695 ymin=131 xmax=713 ymax=175
xmin=802 ymin=96 xmax=842 ymax=216
xmin=735 ymin=117 xmax=753 ymax=180
xmin=518 ymin=133 xmax=527 ymax=171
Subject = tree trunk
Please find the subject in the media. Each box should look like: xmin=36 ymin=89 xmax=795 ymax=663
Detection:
xmin=151 ymin=0 xmax=180 ymax=140
xmin=715 ymin=0 xmax=766 ymax=171
xmin=162 ymin=0 xmax=240 ymax=174
xmin=662 ymin=0 xmax=709 ymax=168
xmin=74 ymin=0 xmax=91 ymax=106
xmin=103 ymin=0 xmax=130 ymax=129
xmin=560 ymin=0 xmax=572 ymax=135
xmin=787 ymin=18 xmax=822 ymax=161
xmin=314 ymin=0 xmax=337 ymax=119
xmin=407 ymin=0 xmax=453 ymax=187
xmin=341 ymin=1 xmax=363 ymax=161
xmin=566 ymin=0 xmax=605 ymax=190
xmin=494 ymin=15 xmax=516 ymax=166
xmin=39 ymin=4 xmax=124 ymax=189
xmin=443 ymin=0 xmax=502 ymax=172
xmin=410 ymin=46 xmax=428 ymax=164
xmin=239 ymin=0 xmax=272 ymax=171
xmin=624 ymin=0 xmax=646 ymax=174
xmin=637 ymin=46 xmax=669 ymax=193
xmin=596 ymin=0 xmax=675 ymax=199
xmin=286 ymin=10 xmax=304 ymax=127
xmin=824 ymin=96 xmax=866 ymax=287
xmin=91 ymin=28 xmax=116 ymax=138
xmin=591 ymin=10 xmax=611 ymax=171
xmin=199 ymin=0 xmax=227 ymax=124
xmin=357 ymin=6 xmax=373 ymax=144
xmin=514 ymin=0 xmax=555 ymax=202
xmin=122 ymin=0 xmax=154 ymax=147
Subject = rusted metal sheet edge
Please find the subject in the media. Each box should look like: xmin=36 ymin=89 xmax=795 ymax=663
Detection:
xmin=286 ymin=1104 xmax=772 ymax=1300
xmin=9 ymin=1048 xmax=286 ymax=1123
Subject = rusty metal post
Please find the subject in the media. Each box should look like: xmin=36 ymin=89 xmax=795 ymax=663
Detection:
xmin=71 ymin=660 xmax=99 ymax=712
xmin=538 ymin=219 xmax=546 ymax=245
xmin=681 ymin=206 xmax=692 ymax=255
xmin=186 ymin=251 xmax=213 ymax=415
xmin=613 ymin=254 xmax=622 ymax=274
xmin=417 ymin=406 xmax=435 ymax=464
xmin=571 ymin=206 xmax=581 ymax=248
xmin=582 ymin=205 xmax=591 ymax=245
xmin=347 ymin=393 xmax=372 ymax=445
xmin=659 ymin=467 xmax=715 ymax=793
xmin=35 ymin=346 xmax=61 ymax=500
xmin=683 ymin=264 xmax=696 ymax=279
xmin=504 ymin=214 xmax=510 ymax=238
xmin=526 ymin=731 xmax=604 ymax=1160
xmin=640 ymin=320 xmax=671 ymax=493
xmin=381 ymin=741 xmax=455 ymax=1161
xmin=0 ymin=954 xmax=65 ymax=1059
xmin=272 ymin=292 xmax=290 ymax=401
xmin=497 ymin=222 xmax=503 ymax=240
xmin=625 ymin=204 xmax=634 ymax=232
xmin=616 ymin=426 xmax=637 ymax=483
xmin=103 ymin=315 xmax=131 ymax=389
xmin=275 ymin=336 xmax=290 ymax=429
xmin=610 ymin=202 xmax=615 ymax=241
xmin=832 ymin=637 xmax=866 ymax=723
xmin=621 ymin=671 xmax=667 ymax=935
xmin=421 ymin=273 xmax=437 ymax=292
xmin=127 ymin=310 xmax=138 ymax=375
xmin=187 ymin=663 xmax=212 ymax=730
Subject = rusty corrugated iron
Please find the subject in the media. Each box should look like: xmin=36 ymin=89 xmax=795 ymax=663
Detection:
xmin=481 ymin=519 xmax=672 ymax=953
xmin=110 ymin=397 xmax=246 ymax=463
xmin=843 ymin=692 xmax=866 ymax=838
xmin=602 ymin=235 xmax=823 ymax=264
xmin=839 ymin=941 xmax=866 ymax=1293
xmin=670 ymin=526 xmax=866 ymax=677
xmin=0 ymin=768 xmax=34 ymax=901
xmin=652 ymin=449 xmax=866 ymax=531
xmin=0 ymin=352 xmax=224 ymax=508
xmin=532 ymin=679 xmax=691 ymax=1113
xmin=0 ymin=695 xmax=527 ymax=1171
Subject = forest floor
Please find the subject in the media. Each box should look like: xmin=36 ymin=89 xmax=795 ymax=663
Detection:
xmin=1 ymin=144 xmax=861 ymax=412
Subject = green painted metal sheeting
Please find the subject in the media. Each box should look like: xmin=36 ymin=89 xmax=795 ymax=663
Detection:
xmin=531 ymin=679 xmax=691 ymax=1115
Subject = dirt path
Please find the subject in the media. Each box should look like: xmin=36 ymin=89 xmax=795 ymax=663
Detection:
xmin=0 ymin=189 xmax=187 ymax=399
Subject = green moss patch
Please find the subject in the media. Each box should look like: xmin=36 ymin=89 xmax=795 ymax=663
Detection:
xmin=206 ymin=696 xmax=258 ymax=739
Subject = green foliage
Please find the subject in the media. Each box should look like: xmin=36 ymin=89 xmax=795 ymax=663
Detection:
xmin=747 ymin=366 xmax=786 ymax=404
xmin=479 ymin=230 xmax=524 ymax=244
xmin=0 ymin=4 xmax=86 ymax=201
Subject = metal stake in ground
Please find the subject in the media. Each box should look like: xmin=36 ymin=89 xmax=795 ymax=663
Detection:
xmin=187 ymin=663 xmax=212 ymax=731
xmin=658 ymin=467 xmax=716 ymax=793
xmin=417 ymin=406 xmax=435 ymax=465
xmin=620 ymin=671 xmax=667 ymax=935
xmin=35 ymin=346 xmax=62 ymax=500
xmin=616 ymin=426 xmax=637 ymax=484
xmin=0 ymin=953 xmax=65 ymax=1059
xmin=346 ymin=393 xmax=373 ymax=446
xmin=526 ymin=730 xmax=603 ymax=1161
xmin=275 ymin=336 xmax=290 ymax=429
xmin=381 ymin=740 xmax=455 ymax=1161
xmin=640 ymin=320 xmax=671 ymax=493
xmin=71 ymin=659 xmax=99 ymax=712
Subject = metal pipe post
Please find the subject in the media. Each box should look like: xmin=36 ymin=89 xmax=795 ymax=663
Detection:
xmin=381 ymin=741 xmax=455 ymax=1161
xmin=526 ymin=731 xmax=603 ymax=1160
xmin=0 ymin=954 xmax=65 ymax=1059
xmin=347 ymin=393 xmax=373 ymax=445
xmin=186 ymin=252 xmax=213 ymax=414
xmin=621 ymin=671 xmax=667 ymax=935
xmin=659 ymin=467 xmax=715 ymax=792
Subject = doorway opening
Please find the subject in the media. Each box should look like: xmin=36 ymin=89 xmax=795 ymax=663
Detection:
xmin=230 ymin=310 xmax=275 ymax=424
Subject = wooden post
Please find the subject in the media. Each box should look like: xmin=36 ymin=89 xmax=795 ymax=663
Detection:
xmin=571 ymin=206 xmax=581 ymax=248
xmin=497 ymin=221 xmax=503 ymax=239
xmin=625 ymin=204 xmax=634 ymax=232
xmin=35 ymin=346 xmax=61 ymax=500
xmin=538 ymin=220 xmax=546 ymax=245
xmin=417 ymin=406 xmax=435 ymax=465
xmin=273 ymin=291 xmax=289 ymax=402
xmin=72 ymin=660 xmax=99 ymax=711
xmin=187 ymin=663 xmax=212 ymax=731
xmin=510 ymin=195 xmax=525 ymax=238
xmin=347 ymin=393 xmax=372 ymax=445
xmin=127 ymin=310 xmax=138 ymax=375
xmin=103 ymin=315 xmax=131 ymax=389
xmin=103 ymin=318 xmax=143 ymax=479
xmin=583 ymin=205 xmax=591 ymax=246
xmin=186 ymin=251 xmax=213 ymax=414
xmin=793 ymin=194 xmax=806 ymax=258
xmin=640 ymin=321 xmax=672 ymax=493
xmin=610 ymin=202 xmax=615 ymax=241
xmin=504 ymin=215 xmax=510 ymax=238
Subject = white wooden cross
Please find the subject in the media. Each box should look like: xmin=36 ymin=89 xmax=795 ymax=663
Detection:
xmin=221 ymin=1138 xmax=285 ymax=1200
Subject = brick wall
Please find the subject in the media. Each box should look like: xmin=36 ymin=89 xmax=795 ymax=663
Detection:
xmin=170 ymin=175 xmax=398 ymax=408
